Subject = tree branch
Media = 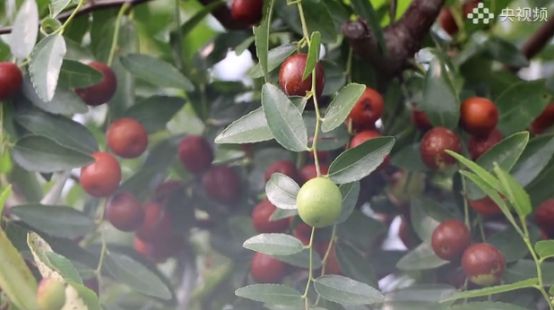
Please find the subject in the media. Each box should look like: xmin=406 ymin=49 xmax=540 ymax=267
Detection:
xmin=0 ymin=0 xmax=154 ymax=35
xmin=343 ymin=0 xmax=445 ymax=77
xmin=522 ymin=17 xmax=554 ymax=60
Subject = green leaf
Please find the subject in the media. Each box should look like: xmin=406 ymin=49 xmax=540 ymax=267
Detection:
xmin=248 ymin=44 xmax=296 ymax=78
xmin=535 ymin=240 xmax=554 ymax=261
xmin=302 ymin=31 xmax=321 ymax=80
xmin=10 ymin=205 xmax=94 ymax=238
xmin=253 ymin=0 xmax=275 ymax=81
xmin=411 ymin=198 xmax=460 ymax=242
xmin=58 ymin=59 xmax=103 ymax=88
xmin=21 ymin=77 xmax=87 ymax=115
xmin=396 ymin=243 xmax=449 ymax=271
xmin=329 ymin=136 xmax=395 ymax=184
xmin=15 ymin=108 xmax=98 ymax=153
xmin=314 ymin=275 xmax=384 ymax=305
xmin=28 ymin=34 xmax=67 ymax=101
xmin=488 ymin=228 xmax=529 ymax=263
xmin=420 ymin=58 xmax=459 ymax=128
xmin=262 ymin=83 xmax=308 ymax=152
xmin=302 ymin=0 xmax=337 ymax=43
xmin=477 ymin=132 xmax=529 ymax=173
xmin=243 ymin=233 xmax=304 ymax=256
xmin=493 ymin=164 xmax=532 ymax=218
xmin=12 ymin=135 xmax=93 ymax=173
xmin=0 ymin=229 xmax=38 ymax=310
xmin=336 ymin=243 xmax=377 ymax=287
xmin=9 ymin=0 xmax=39 ymax=59
xmin=49 ymin=0 xmax=72 ymax=17
xmin=124 ymin=96 xmax=184 ymax=133
xmin=105 ymin=252 xmax=172 ymax=300
xmin=441 ymin=278 xmax=538 ymax=302
xmin=215 ymin=108 xmax=274 ymax=144
xmin=513 ymin=134 xmax=554 ymax=186
xmin=485 ymin=37 xmax=529 ymax=67
xmin=179 ymin=1 xmax=224 ymax=36
xmin=235 ymin=284 xmax=303 ymax=306
xmin=450 ymin=302 xmax=528 ymax=310
xmin=120 ymin=53 xmax=194 ymax=91
xmin=335 ymin=182 xmax=360 ymax=224
xmin=305 ymin=113 xmax=350 ymax=151
xmin=321 ymin=83 xmax=366 ymax=133
xmin=350 ymin=0 xmax=385 ymax=53
xmin=265 ymin=173 xmax=299 ymax=210
xmin=274 ymin=248 xmax=321 ymax=269
xmin=446 ymin=151 xmax=502 ymax=193
xmin=0 ymin=186 xmax=12 ymax=222
xmin=497 ymin=81 xmax=552 ymax=133
xmin=44 ymin=252 xmax=82 ymax=284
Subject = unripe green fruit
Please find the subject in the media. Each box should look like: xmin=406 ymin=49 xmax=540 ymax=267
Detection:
xmin=37 ymin=278 xmax=66 ymax=310
xmin=296 ymin=177 xmax=342 ymax=228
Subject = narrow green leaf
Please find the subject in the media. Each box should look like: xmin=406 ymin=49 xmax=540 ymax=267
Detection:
xmin=321 ymin=83 xmax=366 ymax=133
xmin=451 ymin=302 xmax=528 ymax=310
xmin=273 ymin=248 xmax=322 ymax=269
xmin=254 ymin=0 xmax=275 ymax=81
xmin=535 ymin=240 xmax=554 ymax=261
xmin=0 ymin=186 xmax=11 ymax=222
xmin=441 ymin=278 xmax=538 ymax=302
xmin=314 ymin=275 xmax=384 ymax=305
xmin=265 ymin=173 xmax=299 ymax=210
xmin=397 ymin=243 xmax=449 ymax=271
xmin=513 ymin=134 xmax=554 ymax=186
xmin=329 ymin=136 xmax=395 ymax=184
xmin=29 ymin=34 xmax=67 ymax=101
xmin=10 ymin=205 xmax=95 ymax=238
xmin=44 ymin=252 xmax=82 ymax=284
xmin=120 ymin=53 xmax=194 ymax=91
xmin=215 ymin=108 xmax=274 ymax=144
xmin=58 ymin=60 xmax=103 ymax=88
xmin=446 ymin=151 xmax=502 ymax=192
xmin=302 ymin=31 xmax=321 ymax=80
xmin=493 ymin=164 xmax=532 ymax=218
xmin=248 ymin=44 xmax=296 ymax=79
xmin=243 ymin=233 xmax=304 ymax=256
xmin=9 ymin=0 xmax=39 ymax=59
xmin=235 ymin=284 xmax=303 ymax=306
xmin=335 ymin=182 xmax=360 ymax=224
xmin=420 ymin=58 xmax=460 ymax=128
xmin=262 ymin=83 xmax=308 ymax=152
xmin=0 ymin=229 xmax=38 ymax=310
xmin=49 ymin=0 xmax=72 ymax=17
xmin=12 ymin=135 xmax=93 ymax=173
xmin=302 ymin=0 xmax=338 ymax=43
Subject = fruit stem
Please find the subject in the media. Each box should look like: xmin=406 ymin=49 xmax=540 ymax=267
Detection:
xmin=107 ymin=2 xmax=131 ymax=66
xmin=319 ymin=225 xmax=336 ymax=276
xmin=57 ymin=0 xmax=86 ymax=35
xmin=296 ymin=2 xmax=311 ymax=45
xmin=301 ymin=226 xmax=316 ymax=309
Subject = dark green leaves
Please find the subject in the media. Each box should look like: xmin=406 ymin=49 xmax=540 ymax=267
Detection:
xmin=262 ymin=83 xmax=308 ymax=152
xmin=235 ymin=284 xmax=303 ymax=306
xmin=314 ymin=275 xmax=384 ymax=305
xmin=303 ymin=31 xmax=321 ymax=80
xmin=420 ymin=58 xmax=459 ymax=128
xmin=535 ymin=240 xmax=554 ymax=261
xmin=120 ymin=54 xmax=194 ymax=91
xmin=9 ymin=0 xmax=39 ymax=59
xmin=329 ymin=136 xmax=395 ymax=184
xmin=12 ymin=135 xmax=93 ymax=173
xmin=265 ymin=173 xmax=299 ymax=210
xmin=215 ymin=108 xmax=274 ymax=144
xmin=253 ymin=0 xmax=275 ymax=81
xmin=397 ymin=243 xmax=448 ymax=271
xmin=10 ymin=205 xmax=94 ymax=238
xmin=29 ymin=35 xmax=67 ymax=101
xmin=322 ymin=83 xmax=366 ymax=132
xmin=243 ymin=233 xmax=304 ymax=256
xmin=497 ymin=81 xmax=552 ymax=133
xmin=124 ymin=96 xmax=184 ymax=133
xmin=58 ymin=60 xmax=103 ymax=88
xmin=335 ymin=182 xmax=360 ymax=224
xmin=249 ymin=44 xmax=295 ymax=78
xmin=485 ymin=37 xmax=529 ymax=68
xmin=302 ymin=0 xmax=337 ymax=43
xmin=441 ymin=278 xmax=538 ymax=302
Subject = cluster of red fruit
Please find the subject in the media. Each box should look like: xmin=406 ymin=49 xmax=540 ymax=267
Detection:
xmin=431 ymin=219 xmax=505 ymax=286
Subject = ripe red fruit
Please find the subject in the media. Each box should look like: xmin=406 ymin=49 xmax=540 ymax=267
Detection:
xmin=462 ymin=243 xmax=505 ymax=286
xmin=136 ymin=202 xmax=173 ymax=242
xmin=76 ymin=61 xmax=117 ymax=106
xmin=531 ymin=104 xmax=554 ymax=135
xmin=350 ymin=130 xmax=381 ymax=148
xmin=299 ymin=164 xmax=329 ymax=184
xmin=316 ymin=241 xmax=341 ymax=275
xmin=411 ymin=108 xmax=433 ymax=131
xmin=202 ymin=165 xmax=241 ymax=204
xmin=469 ymin=197 xmax=502 ymax=217
xmin=178 ymin=135 xmax=213 ymax=174
xmin=250 ymin=252 xmax=286 ymax=283
xmin=231 ymin=0 xmax=263 ymax=25
xmin=348 ymin=87 xmax=384 ymax=130
xmin=431 ymin=219 xmax=471 ymax=261
xmin=535 ymin=199 xmax=554 ymax=238
xmin=106 ymin=118 xmax=148 ymax=158
xmin=106 ymin=192 xmax=144 ymax=232
xmin=460 ymin=97 xmax=499 ymax=137
xmin=134 ymin=235 xmax=183 ymax=263
xmin=278 ymin=53 xmax=325 ymax=98
xmin=80 ymin=152 xmax=121 ymax=197
xmin=468 ymin=129 xmax=502 ymax=160
xmin=264 ymin=160 xmax=299 ymax=182
xmin=439 ymin=9 xmax=458 ymax=36
xmin=420 ymin=127 xmax=462 ymax=169
xmin=0 ymin=62 xmax=23 ymax=101
xmin=252 ymin=199 xmax=290 ymax=233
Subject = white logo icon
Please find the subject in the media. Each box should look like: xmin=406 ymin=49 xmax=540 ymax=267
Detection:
xmin=467 ymin=3 xmax=495 ymax=24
